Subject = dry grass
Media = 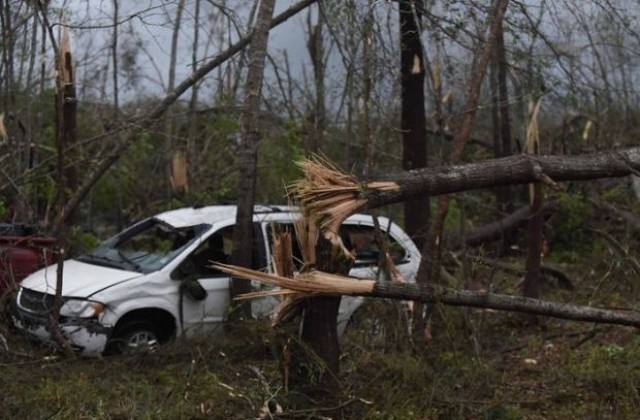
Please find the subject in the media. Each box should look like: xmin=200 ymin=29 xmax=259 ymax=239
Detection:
xmin=4 ymin=299 xmax=640 ymax=419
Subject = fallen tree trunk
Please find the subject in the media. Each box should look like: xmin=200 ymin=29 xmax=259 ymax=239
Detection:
xmin=293 ymin=149 xmax=640 ymax=231
xmin=450 ymin=200 xmax=558 ymax=249
xmin=371 ymin=149 xmax=640 ymax=204
xmin=478 ymin=258 xmax=575 ymax=290
xmin=217 ymin=264 xmax=640 ymax=328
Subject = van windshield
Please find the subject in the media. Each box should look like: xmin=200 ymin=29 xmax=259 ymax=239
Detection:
xmin=77 ymin=219 xmax=209 ymax=273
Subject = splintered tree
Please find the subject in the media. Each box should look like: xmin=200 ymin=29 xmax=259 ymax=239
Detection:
xmin=51 ymin=24 xmax=76 ymax=356
xmin=215 ymin=146 xmax=640 ymax=396
xmin=522 ymin=99 xmax=544 ymax=302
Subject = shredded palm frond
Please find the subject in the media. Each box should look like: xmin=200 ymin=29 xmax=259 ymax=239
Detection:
xmin=233 ymin=289 xmax=298 ymax=300
xmin=289 ymin=154 xmax=399 ymax=233
xmin=215 ymin=263 xmax=375 ymax=296
xmin=253 ymin=158 xmax=400 ymax=328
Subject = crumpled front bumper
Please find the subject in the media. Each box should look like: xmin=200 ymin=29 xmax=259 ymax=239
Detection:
xmin=8 ymin=299 xmax=112 ymax=357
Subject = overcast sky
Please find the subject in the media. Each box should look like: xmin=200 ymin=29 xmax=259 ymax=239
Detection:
xmin=57 ymin=0 xmax=315 ymax=103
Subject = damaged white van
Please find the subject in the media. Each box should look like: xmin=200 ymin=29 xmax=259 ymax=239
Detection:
xmin=9 ymin=205 xmax=420 ymax=356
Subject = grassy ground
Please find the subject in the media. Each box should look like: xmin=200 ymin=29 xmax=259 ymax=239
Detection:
xmin=2 ymin=256 xmax=640 ymax=419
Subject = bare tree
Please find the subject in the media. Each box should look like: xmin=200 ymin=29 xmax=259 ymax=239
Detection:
xmin=306 ymin=0 xmax=325 ymax=153
xmin=59 ymin=0 xmax=317 ymax=225
xmin=361 ymin=0 xmax=374 ymax=175
xmin=491 ymin=16 xmax=515 ymax=250
xmin=229 ymin=0 xmax=277 ymax=319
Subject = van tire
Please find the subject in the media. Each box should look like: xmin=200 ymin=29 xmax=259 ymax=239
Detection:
xmin=105 ymin=319 xmax=167 ymax=355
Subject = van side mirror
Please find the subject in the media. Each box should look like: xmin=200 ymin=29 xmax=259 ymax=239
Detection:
xmin=172 ymin=258 xmax=208 ymax=301
xmin=181 ymin=277 xmax=207 ymax=301
xmin=171 ymin=258 xmax=196 ymax=281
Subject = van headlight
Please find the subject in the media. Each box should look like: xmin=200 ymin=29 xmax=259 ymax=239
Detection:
xmin=59 ymin=299 xmax=106 ymax=318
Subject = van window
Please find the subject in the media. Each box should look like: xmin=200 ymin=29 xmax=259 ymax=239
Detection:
xmin=180 ymin=223 xmax=267 ymax=277
xmin=78 ymin=219 xmax=208 ymax=273
xmin=266 ymin=223 xmax=408 ymax=270
xmin=186 ymin=226 xmax=233 ymax=276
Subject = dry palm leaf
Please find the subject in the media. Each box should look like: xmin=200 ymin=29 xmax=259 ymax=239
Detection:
xmin=170 ymin=150 xmax=189 ymax=195
xmin=289 ymin=154 xmax=398 ymax=235
xmin=0 ymin=113 xmax=6 ymax=142
xmin=268 ymin=228 xmax=305 ymax=326
xmin=214 ymin=263 xmax=375 ymax=296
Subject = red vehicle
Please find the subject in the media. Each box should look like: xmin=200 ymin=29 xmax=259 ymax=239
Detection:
xmin=0 ymin=224 xmax=56 ymax=299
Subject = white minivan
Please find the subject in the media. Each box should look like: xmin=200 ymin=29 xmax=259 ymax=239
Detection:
xmin=9 ymin=205 xmax=421 ymax=356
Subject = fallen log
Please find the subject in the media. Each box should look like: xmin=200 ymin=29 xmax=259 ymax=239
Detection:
xmin=478 ymin=258 xmax=575 ymax=290
xmin=291 ymin=149 xmax=640 ymax=232
xmin=449 ymin=201 xmax=558 ymax=249
xmin=215 ymin=263 xmax=640 ymax=328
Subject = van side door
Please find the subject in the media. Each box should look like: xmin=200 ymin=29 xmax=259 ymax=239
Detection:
xmin=172 ymin=223 xmax=267 ymax=336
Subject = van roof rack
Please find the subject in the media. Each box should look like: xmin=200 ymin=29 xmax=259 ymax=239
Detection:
xmin=254 ymin=204 xmax=292 ymax=213
xmin=188 ymin=202 xmax=293 ymax=214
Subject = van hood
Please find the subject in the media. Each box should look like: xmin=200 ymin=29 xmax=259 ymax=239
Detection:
xmin=19 ymin=259 xmax=142 ymax=297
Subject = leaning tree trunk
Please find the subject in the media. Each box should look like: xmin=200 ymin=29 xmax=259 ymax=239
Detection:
xmin=229 ymin=0 xmax=276 ymax=319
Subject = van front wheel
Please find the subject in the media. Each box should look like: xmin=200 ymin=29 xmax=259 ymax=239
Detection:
xmin=106 ymin=319 xmax=165 ymax=355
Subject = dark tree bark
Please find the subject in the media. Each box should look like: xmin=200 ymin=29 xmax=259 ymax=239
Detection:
xmin=294 ymin=235 xmax=352 ymax=397
xmin=399 ymin=0 xmax=429 ymax=250
xmin=491 ymin=18 xmax=515 ymax=251
xmin=522 ymin=100 xmax=544 ymax=303
xmin=451 ymin=201 xmax=557 ymax=249
xmin=522 ymin=183 xmax=544 ymax=300
xmin=229 ymin=0 xmax=276 ymax=319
